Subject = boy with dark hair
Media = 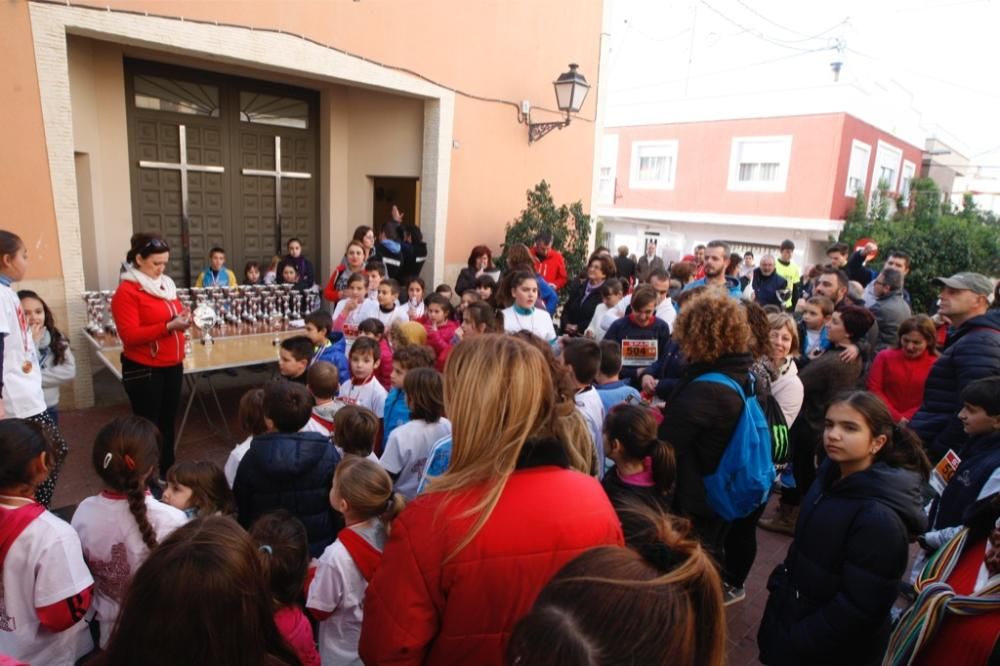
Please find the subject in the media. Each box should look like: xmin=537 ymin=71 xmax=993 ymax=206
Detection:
xmin=331 ymin=405 xmax=380 ymax=461
xmin=562 ymin=338 xmax=606 ymax=476
xmin=825 ymin=242 xmax=851 ymax=269
xmin=604 ymin=286 xmax=672 ymax=380
xmin=337 ymin=337 xmax=387 ymax=420
xmin=303 ymin=361 xmax=342 ymax=436
xmin=375 ymin=278 xmax=407 ymax=328
xmin=382 ymin=344 xmax=436 ymax=450
xmin=798 ymin=296 xmax=834 ymax=361
xmin=195 ymin=246 xmax=237 ymax=288
xmin=364 ymin=260 xmax=387 ymax=300
xmin=303 ymin=310 xmax=349 ymax=384
xmin=278 ymin=336 xmax=314 ymax=385
xmin=595 ymin=340 xmax=641 ymax=412
xmin=358 ymin=318 xmax=393 ymax=390
xmin=233 ymin=381 xmax=342 ymax=556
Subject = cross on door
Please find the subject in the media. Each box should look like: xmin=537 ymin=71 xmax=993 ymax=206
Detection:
xmin=241 ymin=135 xmax=312 ymax=256
xmin=138 ymin=124 xmax=225 ymax=287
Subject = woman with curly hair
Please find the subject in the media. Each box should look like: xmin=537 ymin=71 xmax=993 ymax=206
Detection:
xmin=657 ymin=291 xmax=754 ymax=559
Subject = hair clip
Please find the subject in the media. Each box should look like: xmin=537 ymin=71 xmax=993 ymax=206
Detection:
xmin=382 ymin=497 xmax=395 ymax=514
xmin=259 ymin=545 xmax=273 ymax=555
xmin=123 ymin=454 xmax=136 ymax=471
xmin=637 ymin=541 xmax=686 ymax=573
xmin=102 ymin=453 xmax=113 ymax=470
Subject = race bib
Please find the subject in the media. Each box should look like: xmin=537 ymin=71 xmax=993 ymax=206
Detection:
xmin=621 ymin=339 xmax=658 ymax=366
xmin=929 ymin=448 xmax=962 ymax=495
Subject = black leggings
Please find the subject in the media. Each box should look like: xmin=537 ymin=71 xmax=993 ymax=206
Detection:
xmin=121 ymin=356 xmax=183 ymax=474
xmin=780 ymin=421 xmax=821 ymax=507
xmin=723 ymin=500 xmax=769 ymax=587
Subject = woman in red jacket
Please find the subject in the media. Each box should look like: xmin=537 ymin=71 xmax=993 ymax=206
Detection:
xmin=867 ymin=315 xmax=939 ymax=425
xmin=359 ymin=334 xmax=623 ymax=665
xmin=110 ymin=233 xmax=190 ymax=474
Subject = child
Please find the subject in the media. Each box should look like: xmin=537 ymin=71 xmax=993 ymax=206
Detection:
xmin=332 ymin=405 xmax=381 ymax=462
xmin=332 ymin=273 xmax=379 ymax=354
xmin=920 ymin=376 xmax=1000 ymax=554
xmin=234 ymin=381 xmax=342 ymax=557
xmin=455 ymin=300 xmax=497 ymax=341
xmin=585 ymin=280 xmax=624 ymax=342
xmin=458 ymin=289 xmax=481 ymax=320
xmin=798 ymin=295 xmax=833 ymax=361
xmin=280 ymin=263 xmax=302 ymax=289
xmin=304 ymin=310 xmax=349 ymax=384
xmin=380 ymin=367 xmax=452 ymax=500
xmin=562 ymin=338 xmax=606 ymax=476
xmin=501 ymin=271 xmax=556 ymax=342
xmin=382 ymin=344 xmax=436 ymax=449
xmin=71 ymin=416 xmax=187 ymax=647
xmin=358 ymin=318 xmax=393 ymax=390
xmin=423 ymin=293 xmax=460 ymax=371
xmin=249 ymin=512 xmax=321 ymax=666
xmin=389 ymin=320 xmax=428 ymax=349
xmin=405 ymin=277 xmax=426 ymax=320
xmin=225 ymin=388 xmax=266 ymax=487
xmin=474 ymin=273 xmax=497 ymax=306
xmin=278 ymin=335 xmax=313 ymax=385
xmin=0 ymin=419 xmax=94 ymax=665
xmin=263 ymin=255 xmax=281 ymax=285
xmin=604 ymin=286 xmax=672 ymax=381
xmin=244 ymin=260 xmax=263 ymax=286
xmin=375 ymin=279 xmax=408 ymax=328
xmin=162 ymin=460 xmax=235 ymax=519
xmin=307 ymin=457 xmax=405 ymax=664
xmin=19 ymin=290 xmax=75 ymax=424
xmin=279 ymin=238 xmax=315 ymax=288
xmin=338 ymin=337 xmax=388 ymax=420
xmin=0 ymin=231 xmax=68 ymax=507
xmin=365 ymin=260 xmax=386 ymax=301
xmin=304 ymin=360 xmax=342 ymax=436
xmin=601 ymin=404 xmax=676 ymax=546
xmin=195 ymin=246 xmax=237 ymax=288
xmin=595 ymin=339 xmax=641 ymax=412
xmin=434 ymin=283 xmax=454 ymax=303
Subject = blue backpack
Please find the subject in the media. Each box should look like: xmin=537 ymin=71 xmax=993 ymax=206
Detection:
xmin=692 ymin=372 xmax=775 ymax=521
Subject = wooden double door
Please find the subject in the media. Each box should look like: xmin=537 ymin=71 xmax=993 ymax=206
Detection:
xmin=125 ymin=59 xmax=319 ymax=287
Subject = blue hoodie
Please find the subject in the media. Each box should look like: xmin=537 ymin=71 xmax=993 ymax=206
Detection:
xmin=382 ymin=387 xmax=411 ymax=448
xmin=313 ymin=332 xmax=350 ymax=385
xmin=685 ymin=275 xmax=744 ymax=299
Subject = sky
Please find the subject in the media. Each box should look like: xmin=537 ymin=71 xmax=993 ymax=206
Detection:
xmin=604 ymin=0 xmax=1000 ymax=173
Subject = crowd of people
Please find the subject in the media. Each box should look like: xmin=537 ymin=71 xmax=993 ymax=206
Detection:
xmin=0 ymin=225 xmax=998 ymax=665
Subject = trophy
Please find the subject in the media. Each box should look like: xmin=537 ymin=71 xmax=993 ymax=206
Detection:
xmin=193 ymin=303 xmax=219 ymax=345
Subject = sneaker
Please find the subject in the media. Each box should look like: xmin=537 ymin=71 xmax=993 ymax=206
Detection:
xmin=723 ymin=583 xmax=746 ymax=606
xmin=758 ymin=504 xmax=798 ymax=536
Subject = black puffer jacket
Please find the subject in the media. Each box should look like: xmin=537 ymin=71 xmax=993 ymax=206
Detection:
xmin=758 ymin=460 xmax=927 ymax=666
xmin=561 ymin=279 xmax=606 ymax=334
xmin=234 ymin=431 xmax=343 ymax=557
xmin=909 ymin=309 xmax=1000 ymax=461
xmin=658 ymin=353 xmax=752 ymax=520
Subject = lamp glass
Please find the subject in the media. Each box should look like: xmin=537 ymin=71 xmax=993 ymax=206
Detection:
xmin=552 ymin=64 xmax=590 ymax=113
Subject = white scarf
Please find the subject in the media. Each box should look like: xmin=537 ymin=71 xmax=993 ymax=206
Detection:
xmin=120 ymin=262 xmax=178 ymax=301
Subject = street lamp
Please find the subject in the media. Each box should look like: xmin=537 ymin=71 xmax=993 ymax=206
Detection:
xmin=518 ymin=63 xmax=590 ymax=144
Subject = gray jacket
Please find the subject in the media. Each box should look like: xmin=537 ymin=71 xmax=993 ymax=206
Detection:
xmin=871 ymin=291 xmax=911 ymax=352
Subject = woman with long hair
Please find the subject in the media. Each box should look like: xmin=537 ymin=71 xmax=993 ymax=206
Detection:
xmin=496 ymin=243 xmax=559 ymax=313
xmin=94 ymin=515 xmax=301 ymax=665
xmin=359 ymin=335 xmax=622 ymax=664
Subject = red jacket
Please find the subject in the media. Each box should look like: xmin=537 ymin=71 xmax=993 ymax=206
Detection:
xmin=424 ymin=319 xmax=460 ymax=371
xmin=111 ymin=280 xmax=186 ymax=367
xmin=530 ymin=248 xmax=568 ymax=291
xmin=867 ymin=348 xmax=938 ymax=422
xmin=359 ymin=466 xmax=623 ymax=665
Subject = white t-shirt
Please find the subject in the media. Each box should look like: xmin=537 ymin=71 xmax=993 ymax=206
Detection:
xmin=338 ymin=376 xmax=387 ymax=418
xmin=585 ymin=303 xmax=613 ymax=341
xmin=380 ymin=418 xmax=452 ymax=499
xmin=225 ymin=436 xmax=252 ymax=488
xmin=332 ymin=299 xmax=380 ymax=355
xmin=502 ymin=306 xmax=556 ymax=342
xmin=405 ymin=299 xmax=425 ymax=321
xmin=307 ymin=519 xmax=386 ymax=666
xmin=0 ymin=283 xmax=46 ymax=418
xmin=0 ymin=507 xmax=94 ymax=665
xmin=71 ymin=493 xmax=187 ymax=647
xmin=375 ymin=305 xmax=408 ymax=329
xmin=575 ymin=387 xmax=606 ymax=478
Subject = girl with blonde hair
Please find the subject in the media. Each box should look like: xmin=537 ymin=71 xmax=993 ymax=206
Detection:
xmin=359 ymin=334 xmax=622 ymax=664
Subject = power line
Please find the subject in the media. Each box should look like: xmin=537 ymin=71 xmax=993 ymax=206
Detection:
xmin=733 ymin=0 xmax=849 ymax=43
xmin=698 ymin=0 xmax=835 ymax=52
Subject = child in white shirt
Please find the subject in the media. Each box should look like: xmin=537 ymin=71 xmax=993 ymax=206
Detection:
xmin=225 ymin=388 xmax=267 ymax=487
xmin=338 ymin=337 xmax=387 ymax=419
xmin=380 ymin=368 xmax=452 ymax=499
xmin=585 ymin=280 xmax=624 ymax=342
xmin=562 ymin=338 xmax=607 ymax=478
xmin=501 ymin=271 xmax=556 ymax=342
xmin=71 ymin=416 xmax=187 ymax=647
xmin=307 ymin=457 xmax=405 ymax=665
xmin=0 ymin=419 xmax=93 ymax=666
xmin=374 ymin=279 xmax=408 ymax=328
xmin=405 ymin=277 xmax=426 ymax=320
xmin=332 ymin=273 xmax=380 ymax=356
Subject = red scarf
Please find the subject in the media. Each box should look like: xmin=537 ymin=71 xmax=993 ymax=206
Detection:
xmin=339 ymin=528 xmax=382 ymax=582
xmin=0 ymin=503 xmax=45 ymax=567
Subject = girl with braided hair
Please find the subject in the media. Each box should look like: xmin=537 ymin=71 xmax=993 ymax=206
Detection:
xmin=71 ymin=416 xmax=186 ymax=648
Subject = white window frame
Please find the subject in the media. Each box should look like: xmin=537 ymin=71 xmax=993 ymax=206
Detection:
xmin=872 ymin=140 xmax=903 ymax=193
xmin=597 ymin=134 xmax=619 ymax=205
xmin=844 ymin=139 xmax=872 ymax=197
xmin=629 ymin=140 xmax=678 ymax=190
xmin=726 ymin=135 xmax=793 ymax=193
xmin=900 ymin=159 xmax=916 ymax=205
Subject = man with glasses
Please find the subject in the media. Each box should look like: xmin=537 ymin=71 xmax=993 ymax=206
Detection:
xmin=870 ymin=267 xmax=911 ymax=352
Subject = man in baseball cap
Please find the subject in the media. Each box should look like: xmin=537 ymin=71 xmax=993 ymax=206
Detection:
xmin=909 ymin=271 xmax=1000 ymax=461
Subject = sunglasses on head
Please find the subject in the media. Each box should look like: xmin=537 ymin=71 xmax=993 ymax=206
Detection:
xmin=141 ymin=238 xmax=169 ymax=252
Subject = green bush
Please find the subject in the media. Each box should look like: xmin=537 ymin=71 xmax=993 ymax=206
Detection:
xmin=839 ymin=178 xmax=1000 ymax=312
xmin=498 ymin=180 xmax=592 ymax=291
